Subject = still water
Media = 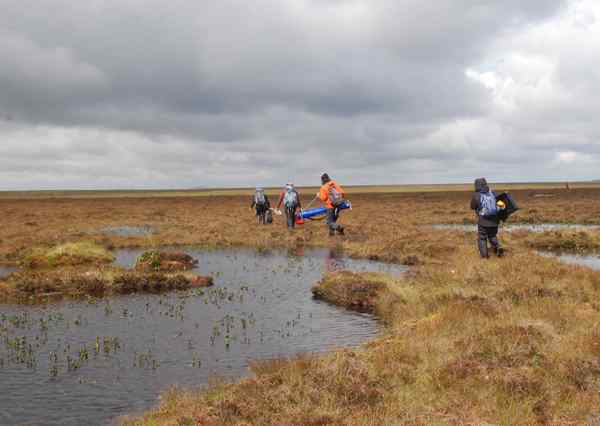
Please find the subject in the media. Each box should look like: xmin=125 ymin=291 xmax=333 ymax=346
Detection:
xmin=0 ymin=247 xmax=406 ymax=426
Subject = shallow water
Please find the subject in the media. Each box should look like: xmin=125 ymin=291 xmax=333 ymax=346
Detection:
xmin=0 ymin=248 xmax=406 ymax=426
xmin=0 ymin=266 xmax=18 ymax=279
xmin=432 ymin=223 xmax=600 ymax=232
xmin=542 ymin=252 xmax=600 ymax=270
xmin=100 ymin=225 xmax=154 ymax=237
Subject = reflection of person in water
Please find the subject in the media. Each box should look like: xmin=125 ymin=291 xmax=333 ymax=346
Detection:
xmin=324 ymin=248 xmax=345 ymax=273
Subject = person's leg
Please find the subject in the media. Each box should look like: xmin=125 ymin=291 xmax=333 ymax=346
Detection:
xmin=286 ymin=206 xmax=295 ymax=228
xmin=488 ymin=226 xmax=503 ymax=256
xmin=334 ymin=208 xmax=344 ymax=234
xmin=477 ymin=225 xmax=489 ymax=258
xmin=327 ymin=208 xmax=339 ymax=235
xmin=260 ymin=206 xmax=266 ymax=224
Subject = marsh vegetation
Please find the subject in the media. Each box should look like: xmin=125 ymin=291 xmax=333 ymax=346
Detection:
xmin=1 ymin=187 xmax=600 ymax=425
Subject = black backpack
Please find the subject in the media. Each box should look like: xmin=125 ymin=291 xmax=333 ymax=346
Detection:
xmin=265 ymin=209 xmax=273 ymax=224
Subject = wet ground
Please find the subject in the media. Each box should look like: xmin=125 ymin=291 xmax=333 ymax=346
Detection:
xmin=0 ymin=247 xmax=406 ymax=426
xmin=541 ymin=252 xmax=600 ymax=270
xmin=432 ymin=223 xmax=600 ymax=232
xmin=99 ymin=226 xmax=155 ymax=237
xmin=0 ymin=266 xmax=18 ymax=279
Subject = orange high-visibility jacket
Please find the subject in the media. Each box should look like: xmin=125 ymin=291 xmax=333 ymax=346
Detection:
xmin=319 ymin=180 xmax=344 ymax=209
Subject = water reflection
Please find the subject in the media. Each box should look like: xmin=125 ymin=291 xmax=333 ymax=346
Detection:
xmin=0 ymin=247 xmax=405 ymax=426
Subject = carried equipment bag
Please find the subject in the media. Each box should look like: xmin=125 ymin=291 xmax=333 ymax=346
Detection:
xmin=496 ymin=192 xmax=519 ymax=222
xmin=479 ymin=191 xmax=498 ymax=218
xmin=265 ymin=209 xmax=273 ymax=224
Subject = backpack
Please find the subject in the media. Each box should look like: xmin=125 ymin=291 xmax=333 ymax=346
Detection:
xmin=328 ymin=183 xmax=344 ymax=207
xmin=479 ymin=191 xmax=498 ymax=217
xmin=284 ymin=189 xmax=298 ymax=208
xmin=265 ymin=209 xmax=273 ymax=224
xmin=254 ymin=190 xmax=266 ymax=206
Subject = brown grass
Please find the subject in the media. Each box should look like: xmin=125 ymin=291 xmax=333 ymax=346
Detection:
xmin=2 ymin=187 xmax=600 ymax=424
xmin=1 ymin=268 xmax=212 ymax=301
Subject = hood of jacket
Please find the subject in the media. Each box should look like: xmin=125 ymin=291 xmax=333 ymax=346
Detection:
xmin=474 ymin=178 xmax=489 ymax=193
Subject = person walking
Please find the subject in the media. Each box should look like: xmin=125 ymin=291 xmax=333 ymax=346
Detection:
xmin=277 ymin=182 xmax=301 ymax=229
xmin=471 ymin=177 xmax=504 ymax=258
xmin=318 ymin=173 xmax=345 ymax=236
xmin=251 ymin=187 xmax=270 ymax=224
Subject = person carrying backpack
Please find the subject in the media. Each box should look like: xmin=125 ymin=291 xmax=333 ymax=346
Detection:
xmin=251 ymin=187 xmax=271 ymax=225
xmin=277 ymin=182 xmax=301 ymax=229
xmin=318 ymin=173 xmax=345 ymax=236
xmin=471 ymin=178 xmax=504 ymax=258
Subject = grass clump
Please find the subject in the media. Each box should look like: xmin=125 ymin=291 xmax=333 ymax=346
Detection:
xmin=2 ymin=269 xmax=212 ymax=300
xmin=135 ymin=251 xmax=197 ymax=272
xmin=21 ymin=241 xmax=114 ymax=268
xmin=526 ymin=230 xmax=600 ymax=253
xmin=312 ymin=271 xmax=404 ymax=315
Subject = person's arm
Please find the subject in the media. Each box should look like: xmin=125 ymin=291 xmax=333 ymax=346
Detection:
xmin=335 ymin=182 xmax=345 ymax=197
xmin=251 ymin=200 xmax=256 ymax=208
xmin=470 ymin=193 xmax=479 ymax=211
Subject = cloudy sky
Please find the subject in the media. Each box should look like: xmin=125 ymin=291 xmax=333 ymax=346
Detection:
xmin=0 ymin=0 xmax=598 ymax=189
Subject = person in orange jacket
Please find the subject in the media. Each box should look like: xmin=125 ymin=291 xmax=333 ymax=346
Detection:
xmin=317 ymin=173 xmax=345 ymax=236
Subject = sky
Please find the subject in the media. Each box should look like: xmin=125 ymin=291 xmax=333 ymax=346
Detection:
xmin=0 ymin=0 xmax=598 ymax=189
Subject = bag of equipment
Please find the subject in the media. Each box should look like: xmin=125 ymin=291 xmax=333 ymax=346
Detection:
xmin=284 ymin=190 xmax=299 ymax=208
xmin=478 ymin=191 xmax=498 ymax=218
xmin=495 ymin=192 xmax=519 ymax=221
xmin=328 ymin=184 xmax=344 ymax=207
xmin=265 ymin=209 xmax=273 ymax=224
xmin=255 ymin=189 xmax=266 ymax=206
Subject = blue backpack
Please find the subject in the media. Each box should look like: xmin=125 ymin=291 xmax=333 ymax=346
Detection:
xmin=479 ymin=191 xmax=498 ymax=217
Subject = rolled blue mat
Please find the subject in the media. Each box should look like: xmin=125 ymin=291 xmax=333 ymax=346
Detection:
xmin=298 ymin=200 xmax=351 ymax=220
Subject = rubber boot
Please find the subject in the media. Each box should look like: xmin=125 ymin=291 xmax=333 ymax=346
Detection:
xmin=478 ymin=237 xmax=489 ymax=258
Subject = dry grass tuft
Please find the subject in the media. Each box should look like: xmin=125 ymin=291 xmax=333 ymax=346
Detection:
xmin=20 ymin=241 xmax=114 ymax=268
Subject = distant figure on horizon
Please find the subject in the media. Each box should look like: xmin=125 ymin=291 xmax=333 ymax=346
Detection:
xmin=277 ymin=182 xmax=301 ymax=229
xmin=471 ymin=178 xmax=504 ymax=258
xmin=318 ymin=173 xmax=345 ymax=236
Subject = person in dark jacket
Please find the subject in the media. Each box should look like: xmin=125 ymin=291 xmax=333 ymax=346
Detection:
xmin=250 ymin=187 xmax=271 ymax=224
xmin=470 ymin=178 xmax=504 ymax=258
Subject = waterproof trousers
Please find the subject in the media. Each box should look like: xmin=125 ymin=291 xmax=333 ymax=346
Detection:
xmin=255 ymin=205 xmax=267 ymax=224
xmin=478 ymin=225 xmax=501 ymax=258
xmin=327 ymin=208 xmax=342 ymax=234
xmin=285 ymin=205 xmax=297 ymax=228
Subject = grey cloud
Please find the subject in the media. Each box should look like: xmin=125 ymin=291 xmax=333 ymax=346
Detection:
xmin=2 ymin=0 xmax=594 ymax=190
